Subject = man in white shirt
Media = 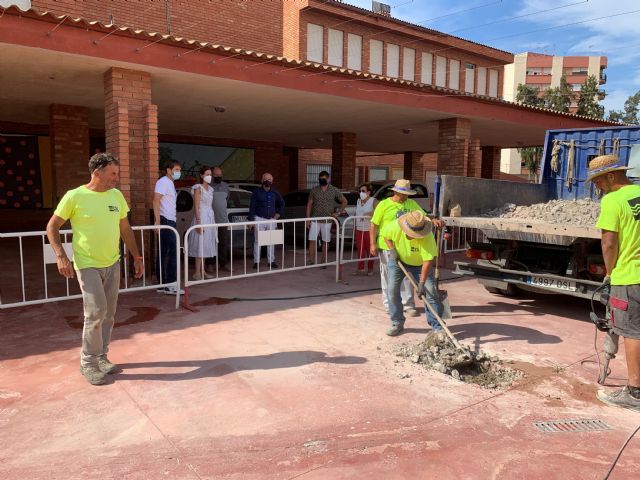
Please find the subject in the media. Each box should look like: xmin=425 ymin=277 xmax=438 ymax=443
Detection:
xmin=153 ymin=160 xmax=182 ymax=295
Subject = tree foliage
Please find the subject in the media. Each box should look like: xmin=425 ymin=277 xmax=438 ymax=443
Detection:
xmin=543 ymin=76 xmax=574 ymax=113
xmin=607 ymin=91 xmax=640 ymax=124
xmin=515 ymin=84 xmax=545 ymax=108
xmin=577 ymin=75 xmax=605 ymax=119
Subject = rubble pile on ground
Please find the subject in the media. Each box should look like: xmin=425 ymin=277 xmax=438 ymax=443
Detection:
xmin=395 ymin=332 xmax=523 ymax=389
xmin=481 ymin=198 xmax=600 ymax=227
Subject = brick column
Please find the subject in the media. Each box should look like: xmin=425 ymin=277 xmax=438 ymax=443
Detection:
xmin=49 ymin=104 xmax=89 ymax=200
xmin=437 ymin=118 xmax=471 ymax=176
xmin=403 ymin=151 xmax=423 ymax=181
xmin=331 ymin=132 xmax=356 ymax=189
xmin=104 ymin=67 xmax=157 ymax=226
xmin=481 ymin=146 xmax=501 ymax=179
xmin=284 ymin=146 xmax=299 ymax=193
xmin=468 ymin=139 xmax=482 ymax=178
xmin=256 ymin=144 xmax=287 ymax=187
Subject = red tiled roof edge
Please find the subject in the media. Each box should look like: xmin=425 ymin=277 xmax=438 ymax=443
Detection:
xmin=0 ymin=5 xmax=620 ymax=126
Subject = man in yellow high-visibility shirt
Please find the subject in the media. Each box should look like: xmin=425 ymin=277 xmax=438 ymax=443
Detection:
xmin=47 ymin=153 xmax=143 ymax=386
xmin=370 ymin=180 xmax=422 ymax=317
xmin=588 ymin=154 xmax=640 ymax=412
xmin=381 ymin=210 xmax=444 ymax=336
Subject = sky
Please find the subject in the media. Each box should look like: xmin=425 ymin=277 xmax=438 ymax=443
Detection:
xmin=343 ymin=0 xmax=640 ymax=115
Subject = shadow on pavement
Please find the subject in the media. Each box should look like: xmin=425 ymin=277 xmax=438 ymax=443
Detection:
xmin=448 ymin=322 xmax=562 ymax=346
xmin=114 ymin=350 xmax=367 ymax=381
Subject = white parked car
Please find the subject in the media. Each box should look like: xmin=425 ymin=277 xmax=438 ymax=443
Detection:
xmin=176 ymin=187 xmax=254 ymax=248
xmin=370 ymin=181 xmax=432 ymax=212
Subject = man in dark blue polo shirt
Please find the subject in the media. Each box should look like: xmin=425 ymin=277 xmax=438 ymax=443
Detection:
xmin=249 ymin=172 xmax=285 ymax=269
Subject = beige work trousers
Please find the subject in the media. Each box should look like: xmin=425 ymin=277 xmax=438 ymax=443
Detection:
xmin=76 ymin=262 xmax=120 ymax=368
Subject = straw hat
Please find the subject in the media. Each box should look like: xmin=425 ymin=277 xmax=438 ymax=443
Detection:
xmin=390 ymin=179 xmax=417 ymax=195
xmin=398 ymin=211 xmax=432 ymax=239
xmin=586 ymin=154 xmax=632 ymax=182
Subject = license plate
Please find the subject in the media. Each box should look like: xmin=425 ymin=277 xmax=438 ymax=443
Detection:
xmin=232 ymin=215 xmax=248 ymax=223
xmin=527 ymin=275 xmax=577 ymax=291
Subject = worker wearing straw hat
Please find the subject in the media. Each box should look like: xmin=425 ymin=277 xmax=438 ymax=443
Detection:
xmin=589 ymin=154 xmax=640 ymax=412
xmin=380 ymin=210 xmax=444 ymax=336
xmin=370 ymin=179 xmax=422 ymax=317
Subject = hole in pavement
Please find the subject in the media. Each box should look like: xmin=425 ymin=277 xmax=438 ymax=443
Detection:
xmin=394 ymin=332 xmax=524 ymax=389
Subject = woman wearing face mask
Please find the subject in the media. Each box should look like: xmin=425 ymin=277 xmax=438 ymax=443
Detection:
xmin=354 ymin=183 xmax=377 ymax=275
xmin=187 ymin=166 xmax=218 ymax=280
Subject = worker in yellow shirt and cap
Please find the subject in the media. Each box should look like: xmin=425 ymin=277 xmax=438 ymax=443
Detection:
xmin=381 ymin=210 xmax=444 ymax=336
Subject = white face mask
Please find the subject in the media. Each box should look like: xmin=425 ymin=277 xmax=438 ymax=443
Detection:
xmin=203 ymin=175 xmax=212 ymax=184
xmin=359 ymin=192 xmax=368 ymax=200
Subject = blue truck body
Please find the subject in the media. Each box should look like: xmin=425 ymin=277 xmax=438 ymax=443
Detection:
xmin=445 ymin=125 xmax=640 ymax=299
xmin=541 ymin=125 xmax=640 ymax=201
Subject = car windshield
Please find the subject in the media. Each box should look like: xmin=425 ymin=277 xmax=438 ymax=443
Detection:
xmin=342 ymin=192 xmax=359 ymax=205
xmin=228 ymin=190 xmax=252 ymax=209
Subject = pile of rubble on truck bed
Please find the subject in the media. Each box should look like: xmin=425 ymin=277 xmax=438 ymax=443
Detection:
xmin=480 ymin=198 xmax=600 ymax=227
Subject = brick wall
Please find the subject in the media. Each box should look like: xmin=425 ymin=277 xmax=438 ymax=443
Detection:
xmin=32 ymin=0 xmax=286 ymax=56
xmin=300 ymin=8 xmax=507 ymax=94
xmin=437 ymin=118 xmax=470 ymax=176
xmin=255 ymin=144 xmax=288 ymax=191
xmin=481 ymin=146 xmax=501 ymax=179
xmin=104 ymin=67 xmax=157 ymax=226
xmin=331 ymin=132 xmax=356 ymax=190
xmin=49 ymin=104 xmax=89 ymax=200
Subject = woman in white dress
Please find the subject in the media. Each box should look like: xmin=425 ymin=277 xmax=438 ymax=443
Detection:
xmin=354 ymin=183 xmax=377 ymax=275
xmin=188 ymin=166 xmax=218 ymax=280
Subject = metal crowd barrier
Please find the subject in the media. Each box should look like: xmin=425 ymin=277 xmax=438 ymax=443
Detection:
xmin=0 ymin=225 xmax=181 ymax=310
xmin=182 ymin=216 xmax=341 ymax=307
xmin=441 ymin=225 xmax=487 ymax=254
xmin=338 ymin=215 xmax=378 ymax=280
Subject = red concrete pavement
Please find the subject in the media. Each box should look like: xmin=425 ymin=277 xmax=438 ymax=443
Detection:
xmin=1 ymin=268 xmax=639 ymax=479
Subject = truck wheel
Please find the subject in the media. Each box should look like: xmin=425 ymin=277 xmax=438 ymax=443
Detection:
xmin=500 ymin=284 xmax=520 ymax=297
xmin=484 ymin=286 xmax=502 ymax=295
xmin=484 ymin=284 xmax=520 ymax=297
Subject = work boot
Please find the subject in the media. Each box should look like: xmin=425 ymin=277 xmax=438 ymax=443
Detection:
xmin=98 ymin=356 xmax=119 ymax=374
xmin=80 ymin=365 xmax=107 ymax=385
xmin=386 ymin=324 xmax=404 ymax=336
xmin=597 ymin=386 xmax=640 ymax=412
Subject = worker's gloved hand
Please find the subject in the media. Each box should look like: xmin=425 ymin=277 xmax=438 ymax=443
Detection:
xmin=387 ymin=249 xmax=398 ymax=262
xmin=600 ymin=275 xmax=611 ymax=306
xmin=417 ymin=281 xmax=426 ymax=298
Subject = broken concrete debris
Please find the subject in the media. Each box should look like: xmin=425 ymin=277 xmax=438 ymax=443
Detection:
xmin=481 ymin=198 xmax=600 ymax=227
xmin=395 ymin=332 xmax=523 ymax=389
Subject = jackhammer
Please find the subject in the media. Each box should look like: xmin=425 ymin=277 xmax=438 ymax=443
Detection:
xmin=590 ymin=281 xmax=620 ymax=385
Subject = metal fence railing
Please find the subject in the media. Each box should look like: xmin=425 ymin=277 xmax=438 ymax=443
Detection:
xmin=441 ymin=225 xmax=487 ymax=254
xmin=0 ymin=225 xmax=181 ymax=310
xmin=182 ymin=217 xmax=341 ymax=307
xmin=338 ymin=215 xmax=378 ymax=280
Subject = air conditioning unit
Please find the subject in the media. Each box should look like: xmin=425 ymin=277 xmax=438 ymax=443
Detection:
xmin=372 ymin=1 xmax=391 ymax=17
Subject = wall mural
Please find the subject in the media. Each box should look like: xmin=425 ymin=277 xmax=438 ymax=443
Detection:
xmin=0 ymin=135 xmax=43 ymax=209
xmin=159 ymin=142 xmax=255 ymax=181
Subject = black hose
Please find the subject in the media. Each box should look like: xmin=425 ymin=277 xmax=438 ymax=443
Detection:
xmin=603 ymin=424 xmax=640 ymax=479
xmin=229 ymin=288 xmax=380 ymax=302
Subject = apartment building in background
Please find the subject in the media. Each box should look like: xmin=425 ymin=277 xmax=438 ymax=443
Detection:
xmin=501 ymin=52 xmax=608 ymax=175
